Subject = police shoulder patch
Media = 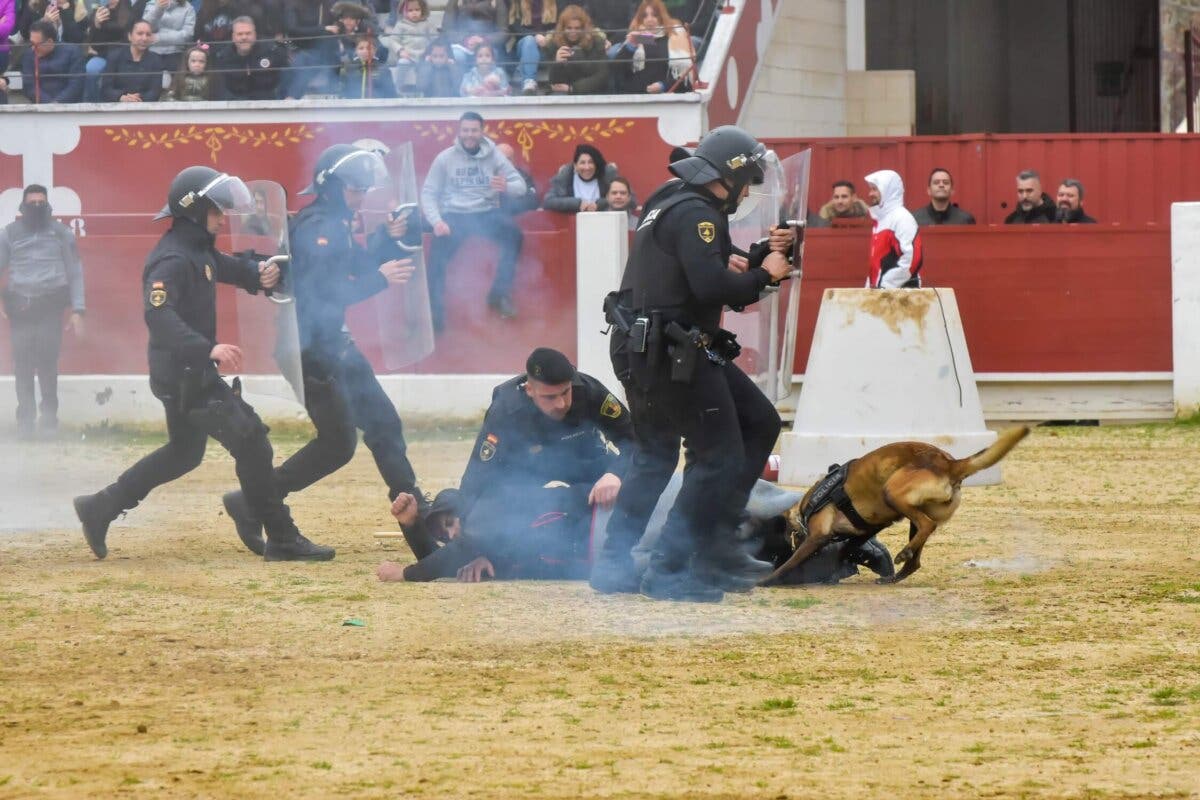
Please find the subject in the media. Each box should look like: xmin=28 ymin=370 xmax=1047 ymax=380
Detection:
xmin=697 ymin=221 xmax=716 ymax=244
xmin=600 ymin=394 xmax=623 ymax=419
xmin=149 ymin=287 xmax=168 ymax=307
xmin=479 ymin=433 xmax=499 ymax=461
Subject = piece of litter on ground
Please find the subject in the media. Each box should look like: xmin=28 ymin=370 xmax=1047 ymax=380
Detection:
xmin=342 ymin=618 xmax=366 ymax=627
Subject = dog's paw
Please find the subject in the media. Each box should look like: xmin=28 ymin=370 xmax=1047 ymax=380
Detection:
xmin=894 ymin=547 xmax=913 ymax=565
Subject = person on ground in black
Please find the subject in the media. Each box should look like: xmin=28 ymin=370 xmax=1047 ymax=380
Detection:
xmin=378 ymin=347 xmax=633 ymax=582
xmin=1053 ymin=179 xmax=1096 ymax=224
xmin=911 ymin=167 xmax=976 ymax=226
xmin=100 ymin=18 xmax=166 ymax=102
xmin=72 ymin=166 xmax=334 ymax=562
xmin=592 ymin=125 xmax=794 ymax=602
xmin=1004 ymin=169 xmax=1056 ymax=225
xmin=0 ymin=184 xmax=85 ymax=440
xmin=221 ymin=144 xmax=432 ymax=559
xmin=213 ymin=15 xmax=287 ymax=100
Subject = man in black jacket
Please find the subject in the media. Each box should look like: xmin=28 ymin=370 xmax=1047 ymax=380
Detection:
xmin=72 ymin=166 xmax=334 ymax=562
xmin=1053 ymin=179 xmax=1097 ymax=224
xmin=282 ymin=0 xmax=338 ymax=97
xmin=1004 ymin=169 xmax=1056 ymax=224
xmin=911 ymin=167 xmax=976 ymax=226
xmin=214 ymin=16 xmax=287 ymax=99
xmin=101 ymin=18 xmax=165 ymax=102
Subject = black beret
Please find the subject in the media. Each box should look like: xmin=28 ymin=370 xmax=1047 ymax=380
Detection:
xmin=526 ymin=347 xmax=576 ymax=384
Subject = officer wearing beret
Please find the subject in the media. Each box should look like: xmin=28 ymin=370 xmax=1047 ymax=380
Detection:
xmin=72 ymin=166 xmax=334 ymax=562
xmin=381 ymin=347 xmax=634 ymax=582
xmin=594 ymin=126 xmax=794 ymax=602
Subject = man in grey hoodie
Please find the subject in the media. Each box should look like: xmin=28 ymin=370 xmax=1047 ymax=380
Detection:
xmin=420 ymin=111 xmax=526 ymax=331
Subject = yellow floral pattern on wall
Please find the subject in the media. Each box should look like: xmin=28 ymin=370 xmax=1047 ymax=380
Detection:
xmin=412 ymin=119 xmax=637 ymax=162
xmin=103 ymin=125 xmax=323 ymax=164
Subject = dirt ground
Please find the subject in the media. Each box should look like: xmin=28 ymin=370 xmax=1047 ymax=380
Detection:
xmin=1 ymin=422 xmax=1199 ymax=799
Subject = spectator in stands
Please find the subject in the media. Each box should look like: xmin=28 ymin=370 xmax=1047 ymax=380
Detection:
xmin=865 ymin=169 xmax=923 ymax=289
xmin=582 ymin=0 xmax=636 ymax=46
xmin=911 ymin=167 xmax=976 ymax=226
xmin=441 ymin=0 xmax=507 ymax=70
xmin=213 ymin=15 xmax=285 ymax=99
xmin=84 ymin=0 xmax=135 ymax=102
xmin=510 ymin=0 xmax=561 ymax=94
xmin=0 ymin=0 xmax=16 ymax=75
xmin=19 ymin=0 xmax=85 ymax=46
xmin=496 ymin=142 xmax=539 ymax=216
xmin=282 ymin=0 xmax=337 ymax=98
xmin=414 ymin=38 xmax=461 ymax=97
xmin=544 ymin=143 xmax=632 ymax=214
xmin=1053 ymin=179 xmax=1096 ymax=224
xmin=605 ymin=175 xmax=637 ymax=229
xmin=459 ymin=41 xmax=509 ymax=96
xmin=536 ymin=4 xmax=607 ymax=95
xmin=21 ymin=20 xmax=85 ymax=103
xmin=330 ymin=1 xmax=375 ymax=67
xmin=420 ymin=111 xmax=527 ymax=329
xmin=381 ymin=0 xmax=435 ymax=92
xmin=167 ymin=42 xmax=218 ymax=99
xmin=607 ymin=0 xmax=691 ymax=94
xmin=1004 ymin=169 xmax=1056 ymax=224
xmin=339 ymin=32 xmax=396 ymax=97
xmin=100 ymin=17 xmax=164 ymax=101
xmin=809 ymin=180 xmax=871 ymax=228
xmin=142 ymin=0 xmax=196 ymax=71
xmin=196 ymin=0 xmax=237 ymax=41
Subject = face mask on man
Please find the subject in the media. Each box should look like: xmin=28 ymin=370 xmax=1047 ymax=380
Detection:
xmin=19 ymin=201 xmax=53 ymax=229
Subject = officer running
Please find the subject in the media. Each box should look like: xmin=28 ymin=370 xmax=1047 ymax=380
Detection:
xmin=221 ymin=144 xmax=432 ymax=557
xmin=72 ymin=166 xmax=334 ymax=561
xmin=593 ymin=126 xmax=794 ymax=602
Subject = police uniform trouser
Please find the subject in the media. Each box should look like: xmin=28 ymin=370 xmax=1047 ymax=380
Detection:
xmin=110 ymin=380 xmax=297 ymax=536
xmin=4 ymin=288 xmax=69 ymax=426
xmin=609 ymin=358 xmax=781 ymax=570
xmin=274 ymin=343 xmax=418 ymax=501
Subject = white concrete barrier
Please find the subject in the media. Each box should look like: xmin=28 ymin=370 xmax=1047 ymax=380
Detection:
xmin=778 ymin=287 xmax=1000 ymax=487
xmin=1172 ymin=202 xmax=1200 ymax=416
xmin=575 ymin=211 xmax=629 ymax=403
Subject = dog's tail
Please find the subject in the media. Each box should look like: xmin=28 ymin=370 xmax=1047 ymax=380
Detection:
xmin=950 ymin=425 xmax=1030 ymax=482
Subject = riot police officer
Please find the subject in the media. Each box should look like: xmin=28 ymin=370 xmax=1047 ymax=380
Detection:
xmin=72 ymin=166 xmax=334 ymax=562
xmin=592 ymin=126 xmax=793 ymax=602
xmin=221 ymin=144 xmax=432 ymax=557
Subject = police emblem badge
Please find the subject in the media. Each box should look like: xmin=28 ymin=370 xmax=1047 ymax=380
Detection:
xmin=149 ymin=281 xmax=167 ymax=307
xmin=600 ymin=394 xmax=623 ymax=418
xmin=697 ymin=221 xmax=716 ymax=243
xmin=480 ymin=433 xmax=499 ymax=461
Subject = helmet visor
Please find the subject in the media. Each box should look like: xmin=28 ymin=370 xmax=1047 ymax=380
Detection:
xmin=328 ymin=150 xmax=389 ymax=192
xmin=199 ymin=174 xmax=254 ymax=215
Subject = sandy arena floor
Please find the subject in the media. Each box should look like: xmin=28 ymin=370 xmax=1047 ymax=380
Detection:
xmin=1 ymin=423 xmax=1198 ymax=799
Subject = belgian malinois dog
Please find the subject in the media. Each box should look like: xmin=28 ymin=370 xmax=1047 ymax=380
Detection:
xmin=761 ymin=426 xmax=1030 ymax=585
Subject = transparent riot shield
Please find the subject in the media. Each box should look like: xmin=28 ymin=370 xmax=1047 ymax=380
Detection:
xmin=226 ymin=180 xmax=305 ymax=406
xmin=358 ymin=141 xmax=435 ymax=371
xmin=776 ymin=149 xmax=812 ymax=401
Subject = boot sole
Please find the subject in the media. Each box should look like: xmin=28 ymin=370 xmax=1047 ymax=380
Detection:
xmin=72 ymin=496 xmax=108 ymax=560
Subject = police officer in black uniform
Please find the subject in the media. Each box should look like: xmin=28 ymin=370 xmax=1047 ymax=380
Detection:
xmin=385 ymin=347 xmax=634 ymax=582
xmin=592 ymin=126 xmax=794 ymax=602
xmin=72 ymin=166 xmax=334 ymax=562
xmin=221 ymin=144 xmax=432 ymax=557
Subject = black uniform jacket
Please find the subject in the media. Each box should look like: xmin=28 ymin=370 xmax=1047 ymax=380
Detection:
xmin=142 ymin=218 xmax=262 ymax=394
xmin=289 ymin=194 xmax=406 ymax=369
xmin=458 ymin=373 xmax=634 ymax=518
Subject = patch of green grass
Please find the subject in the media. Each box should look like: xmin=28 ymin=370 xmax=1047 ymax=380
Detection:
xmin=757 ymin=697 xmax=796 ymax=711
xmin=311 ymin=761 xmax=333 ymax=770
xmin=826 ymin=699 xmax=855 ymax=711
xmin=1129 ymin=739 xmax=1156 ymax=749
xmin=596 ymin=674 xmax=617 ymax=685
xmin=1150 ymin=687 xmax=1184 ymax=706
xmin=781 ymin=597 xmax=822 ymax=610
xmin=755 ymin=735 xmax=796 ymax=749
xmin=963 ymin=742 xmax=987 ymax=754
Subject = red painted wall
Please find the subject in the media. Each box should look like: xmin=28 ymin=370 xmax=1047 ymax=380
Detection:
xmin=764 ymin=133 xmax=1200 ymax=227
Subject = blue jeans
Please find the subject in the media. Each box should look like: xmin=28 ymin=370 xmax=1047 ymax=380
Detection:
xmin=427 ymin=209 xmax=523 ymax=330
xmin=516 ymin=34 xmax=542 ymax=82
xmin=84 ymin=57 xmax=106 ymax=103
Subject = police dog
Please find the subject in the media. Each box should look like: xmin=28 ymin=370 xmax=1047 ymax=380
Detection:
xmin=761 ymin=426 xmax=1030 ymax=585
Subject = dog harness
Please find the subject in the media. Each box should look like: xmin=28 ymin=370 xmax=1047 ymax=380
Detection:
xmin=802 ymin=460 xmax=889 ymax=536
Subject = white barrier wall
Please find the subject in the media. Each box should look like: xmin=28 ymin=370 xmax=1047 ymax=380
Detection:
xmin=779 ymin=288 xmax=1001 ymax=486
xmin=575 ymin=212 xmax=629 ymax=404
xmin=1172 ymin=202 xmax=1200 ymax=416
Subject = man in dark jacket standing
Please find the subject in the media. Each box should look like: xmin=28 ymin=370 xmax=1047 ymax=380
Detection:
xmin=0 ymin=185 xmax=85 ymax=438
xmin=1004 ymin=169 xmax=1056 ymax=224
xmin=214 ymin=16 xmax=287 ymax=100
xmin=101 ymin=18 xmax=165 ymax=102
xmin=71 ymin=166 xmax=334 ymax=562
xmin=911 ymin=167 xmax=976 ymax=226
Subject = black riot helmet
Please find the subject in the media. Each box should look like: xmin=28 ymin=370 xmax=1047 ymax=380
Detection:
xmin=669 ymin=126 xmax=769 ymax=214
xmin=300 ymin=144 xmax=389 ymax=196
xmin=154 ymin=165 xmax=253 ymax=224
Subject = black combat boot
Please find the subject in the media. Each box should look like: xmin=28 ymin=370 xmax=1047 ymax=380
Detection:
xmin=223 ymin=490 xmax=265 ymax=557
xmin=263 ymin=531 xmax=336 ymax=562
xmin=73 ymin=489 xmax=124 ymax=559
xmin=694 ymin=537 xmax=774 ymax=593
xmin=589 ymin=549 xmax=641 ymax=594
xmin=640 ymin=554 xmax=724 ymax=603
xmin=846 ymin=536 xmax=895 ymax=579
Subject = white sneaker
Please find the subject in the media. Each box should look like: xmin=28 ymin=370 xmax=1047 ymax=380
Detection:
xmin=522 ymin=79 xmax=538 ymax=95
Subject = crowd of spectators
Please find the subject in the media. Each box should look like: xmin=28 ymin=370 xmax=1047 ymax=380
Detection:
xmin=0 ymin=0 xmax=711 ymax=103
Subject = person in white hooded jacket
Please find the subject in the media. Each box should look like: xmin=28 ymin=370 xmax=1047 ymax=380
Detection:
xmin=864 ymin=169 xmax=923 ymax=289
